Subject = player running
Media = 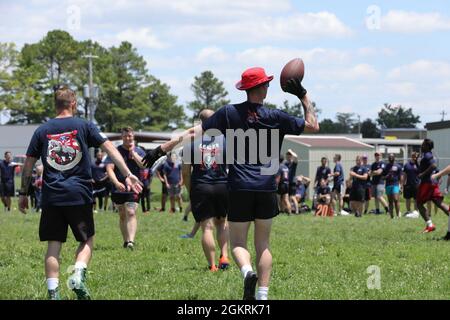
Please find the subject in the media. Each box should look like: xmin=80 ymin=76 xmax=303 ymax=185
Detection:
xmin=416 ymin=139 xmax=449 ymax=234
xmin=142 ymin=67 xmax=319 ymax=300
xmin=106 ymin=127 xmax=146 ymax=250
xmin=182 ymin=109 xmax=230 ymax=272
xmin=18 ymin=86 xmax=142 ymax=300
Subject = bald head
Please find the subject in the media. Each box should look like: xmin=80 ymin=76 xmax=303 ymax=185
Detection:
xmin=199 ymin=109 xmax=214 ymax=122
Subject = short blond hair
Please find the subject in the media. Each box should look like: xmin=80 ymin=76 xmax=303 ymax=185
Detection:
xmin=55 ymin=86 xmax=76 ymax=109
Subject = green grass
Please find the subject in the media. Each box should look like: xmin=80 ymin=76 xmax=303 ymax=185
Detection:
xmin=1 ymin=197 xmax=450 ymax=300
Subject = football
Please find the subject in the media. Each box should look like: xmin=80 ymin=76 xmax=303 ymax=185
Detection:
xmin=280 ymin=58 xmax=305 ymax=91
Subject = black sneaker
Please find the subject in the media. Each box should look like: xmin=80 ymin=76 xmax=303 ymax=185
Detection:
xmin=182 ymin=216 xmax=188 ymax=222
xmin=47 ymin=287 xmax=61 ymax=300
xmin=243 ymin=271 xmax=258 ymax=300
xmin=126 ymin=241 xmax=135 ymax=250
xmin=443 ymin=232 xmax=450 ymax=241
xmin=123 ymin=241 xmax=129 ymax=248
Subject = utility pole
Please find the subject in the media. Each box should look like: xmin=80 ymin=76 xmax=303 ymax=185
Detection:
xmin=440 ymin=110 xmax=447 ymax=122
xmin=83 ymin=54 xmax=99 ymax=159
xmin=357 ymin=114 xmax=361 ymax=136
xmin=82 ymin=54 xmax=99 ymax=124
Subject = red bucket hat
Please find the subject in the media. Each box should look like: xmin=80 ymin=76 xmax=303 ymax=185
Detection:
xmin=236 ymin=67 xmax=274 ymax=91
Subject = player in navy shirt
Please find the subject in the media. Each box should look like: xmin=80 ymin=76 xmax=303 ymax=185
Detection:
xmin=369 ymin=152 xmax=389 ymax=215
xmin=18 ymin=87 xmax=141 ymax=300
xmin=276 ymin=155 xmax=291 ymax=214
xmin=314 ymin=157 xmax=331 ymax=188
xmin=162 ymin=153 xmax=184 ymax=213
xmin=349 ymin=155 xmax=369 ymax=217
xmin=0 ymin=151 xmax=22 ymax=211
xmin=382 ymin=154 xmax=403 ymax=219
xmin=106 ymin=127 xmax=146 ymax=250
xmin=182 ymin=109 xmax=229 ymax=271
xmin=402 ymin=152 xmax=420 ymax=215
xmin=361 ymin=155 xmax=372 ymax=214
xmin=142 ymin=67 xmax=319 ymax=300
xmin=317 ymin=179 xmax=331 ymax=205
xmin=284 ymin=149 xmax=299 ymax=213
xmin=139 ymin=166 xmax=151 ymax=215
xmin=91 ymin=150 xmax=109 ymax=213
xmin=416 ymin=139 xmax=449 ymax=235
xmin=331 ymin=154 xmax=344 ymax=215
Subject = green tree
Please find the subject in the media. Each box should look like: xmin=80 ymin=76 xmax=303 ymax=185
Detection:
xmin=278 ymin=100 xmax=321 ymax=118
xmin=377 ymin=103 xmax=420 ymax=128
xmin=358 ymin=118 xmax=381 ymax=138
xmin=188 ymin=71 xmax=229 ymax=119
xmin=336 ymin=112 xmax=356 ymax=133
xmin=319 ymin=118 xmax=345 ymax=134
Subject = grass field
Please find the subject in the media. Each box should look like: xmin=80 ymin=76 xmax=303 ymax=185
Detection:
xmin=1 ymin=196 xmax=450 ymax=300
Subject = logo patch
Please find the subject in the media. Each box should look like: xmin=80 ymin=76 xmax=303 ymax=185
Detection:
xmin=47 ymin=130 xmax=82 ymax=171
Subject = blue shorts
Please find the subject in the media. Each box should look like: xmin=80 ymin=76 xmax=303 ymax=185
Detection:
xmin=385 ymin=185 xmax=400 ymax=196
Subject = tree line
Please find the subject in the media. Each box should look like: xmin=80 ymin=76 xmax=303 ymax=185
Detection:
xmin=0 ymin=30 xmax=420 ymax=136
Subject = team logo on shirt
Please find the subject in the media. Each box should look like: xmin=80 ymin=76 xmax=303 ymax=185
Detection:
xmin=247 ymin=110 xmax=259 ymax=124
xmin=46 ymin=130 xmax=82 ymax=171
xmin=199 ymin=142 xmax=220 ymax=170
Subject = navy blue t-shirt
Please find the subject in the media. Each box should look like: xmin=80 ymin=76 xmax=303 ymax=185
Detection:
xmin=403 ymin=161 xmax=419 ymax=186
xmin=383 ymin=163 xmax=403 ymax=186
xmin=91 ymin=160 xmax=107 ymax=182
xmin=0 ymin=160 xmax=17 ymax=183
xmin=190 ymin=135 xmax=227 ymax=186
xmin=419 ymin=152 xmax=436 ymax=183
xmin=26 ymin=117 xmax=107 ymax=207
xmin=277 ymin=163 xmax=289 ymax=186
xmin=315 ymin=166 xmax=331 ymax=185
xmin=105 ymin=145 xmax=145 ymax=186
xmin=351 ymin=165 xmax=368 ymax=189
xmin=370 ymin=161 xmax=385 ymax=185
xmin=201 ymin=102 xmax=305 ymax=192
xmin=333 ymin=163 xmax=344 ymax=186
xmin=163 ymin=160 xmax=182 ymax=185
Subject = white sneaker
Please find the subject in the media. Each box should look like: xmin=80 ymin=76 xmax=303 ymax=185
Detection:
xmin=406 ymin=211 xmax=419 ymax=218
xmin=340 ymin=210 xmax=350 ymax=216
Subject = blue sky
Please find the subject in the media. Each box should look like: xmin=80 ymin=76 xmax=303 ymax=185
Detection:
xmin=1 ymin=0 xmax=450 ymax=126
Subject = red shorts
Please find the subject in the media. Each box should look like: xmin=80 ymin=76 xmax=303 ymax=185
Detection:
xmin=416 ymin=182 xmax=443 ymax=205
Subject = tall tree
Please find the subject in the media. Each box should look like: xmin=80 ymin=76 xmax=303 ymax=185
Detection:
xmin=335 ymin=112 xmax=356 ymax=133
xmin=356 ymin=118 xmax=381 ymax=138
xmin=188 ymin=71 xmax=229 ymax=119
xmin=377 ymin=103 xmax=420 ymax=128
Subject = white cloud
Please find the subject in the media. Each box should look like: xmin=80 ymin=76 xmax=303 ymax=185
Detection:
xmin=174 ymin=12 xmax=352 ymax=43
xmin=196 ymin=47 xmax=229 ymax=63
xmin=381 ymin=11 xmax=450 ymax=33
xmin=387 ymin=60 xmax=450 ymax=80
xmin=387 ymin=82 xmax=417 ymax=96
xmin=116 ymin=28 xmax=166 ymax=49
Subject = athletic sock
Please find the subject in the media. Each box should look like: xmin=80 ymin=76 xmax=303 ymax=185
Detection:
xmin=240 ymin=265 xmax=253 ymax=279
xmin=426 ymin=220 xmax=433 ymax=227
xmin=256 ymin=287 xmax=268 ymax=300
xmin=47 ymin=278 xmax=59 ymax=291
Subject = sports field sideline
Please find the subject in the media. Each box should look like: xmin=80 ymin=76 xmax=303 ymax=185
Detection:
xmin=1 ymin=195 xmax=449 ymax=300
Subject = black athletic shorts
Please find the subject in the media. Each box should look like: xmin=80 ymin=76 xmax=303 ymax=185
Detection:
xmin=403 ymin=184 xmax=418 ymax=199
xmin=111 ymin=191 xmax=139 ymax=204
xmin=364 ymin=186 xmax=371 ymax=201
xmin=332 ymin=184 xmax=342 ymax=194
xmin=277 ymin=183 xmax=289 ymax=195
xmin=228 ymin=191 xmax=279 ymax=222
xmin=0 ymin=180 xmax=15 ymax=197
xmin=288 ymin=183 xmax=296 ymax=196
xmin=190 ymin=184 xmax=228 ymax=223
xmin=39 ymin=204 xmax=94 ymax=242
xmin=350 ymin=187 xmax=365 ymax=202
xmin=93 ymin=181 xmax=107 ymax=197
